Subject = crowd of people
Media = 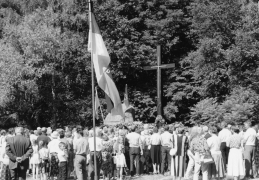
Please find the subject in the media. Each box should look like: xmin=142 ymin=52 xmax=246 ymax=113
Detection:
xmin=0 ymin=120 xmax=258 ymax=180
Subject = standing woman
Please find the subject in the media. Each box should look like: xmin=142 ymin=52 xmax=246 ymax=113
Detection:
xmin=0 ymin=136 xmax=10 ymax=180
xmin=207 ymin=126 xmax=225 ymax=180
xmin=171 ymin=127 xmax=188 ymax=180
xmin=227 ymin=126 xmax=245 ymax=180
xmin=150 ymin=127 xmax=161 ymax=174
xmin=189 ymin=126 xmax=210 ymax=180
xmin=184 ymin=127 xmax=197 ymax=179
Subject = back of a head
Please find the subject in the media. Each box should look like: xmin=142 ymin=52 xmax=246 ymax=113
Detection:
xmin=231 ymin=126 xmax=240 ymax=134
xmin=210 ymin=126 xmax=218 ymax=134
xmin=189 ymin=126 xmax=200 ymax=141
xmin=76 ymin=126 xmax=83 ymax=137
xmin=221 ymin=121 xmax=227 ymax=129
xmin=15 ymin=127 xmax=24 ymax=135
xmin=1 ymin=130 xmax=6 ymax=136
xmin=177 ymin=127 xmax=185 ymax=134
xmin=164 ymin=125 xmax=169 ymax=132
xmin=153 ymin=127 xmax=158 ymax=133
xmin=8 ymin=128 xmax=14 ymax=135
xmin=41 ymin=127 xmax=47 ymax=134
xmin=202 ymin=126 xmax=209 ymax=133
xmin=244 ymin=120 xmax=252 ymax=128
xmin=59 ymin=130 xmax=65 ymax=139
xmin=83 ymin=129 xmax=89 ymax=137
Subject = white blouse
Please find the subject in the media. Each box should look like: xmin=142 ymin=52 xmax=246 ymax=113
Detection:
xmin=150 ymin=133 xmax=161 ymax=145
xmin=207 ymin=134 xmax=221 ymax=152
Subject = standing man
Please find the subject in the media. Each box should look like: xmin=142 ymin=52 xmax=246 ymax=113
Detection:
xmin=160 ymin=125 xmax=173 ymax=175
xmin=126 ymin=125 xmax=143 ymax=177
xmin=6 ymin=127 xmax=33 ymax=180
xmin=218 ymin=121 xmax=232 ymax=171
xmin=243 ymin=120 xmax=257 ymax=179
xmin=74 ymin=126 xmax=89 ymax=180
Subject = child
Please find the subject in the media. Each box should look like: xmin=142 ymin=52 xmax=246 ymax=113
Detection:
xmin=0 ymin=136 xmax=10 ymax=180
xmin=115 ymin=144 xmax=127 ymax=180
xmin=39 ymin=141 xmax=49 ymax=180
xmin=57 ymin=142 xmax=68 ymax=180
xmin=101 ymin=149 xmax=113 ymax=180
xmin=30 ymin=139 xmax=40 ymax=180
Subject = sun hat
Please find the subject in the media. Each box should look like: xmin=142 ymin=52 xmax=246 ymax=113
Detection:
xmin=51 ymin=131 xmax=59 ymax=139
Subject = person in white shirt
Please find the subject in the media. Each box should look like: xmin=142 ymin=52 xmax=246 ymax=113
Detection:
xmin=48 ymin=131 xmax=60 ymax=180
xmin=243 ymin=121 xmax=257 ymax=179
xmin=126 ymin=125 xmax=143 ymax=177
xmin=160 ymin=125 xmax=173 ymax=175
xmin=207 ymin=126 xmax=225 ymax=179
xmin=88 ymin=129 xmax=103 ymax=180
xmin=218 ymin=122 xmax=232 ymax=171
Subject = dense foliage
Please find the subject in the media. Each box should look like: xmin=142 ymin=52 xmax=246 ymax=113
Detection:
xmin=0 ymin=0 xmax=259 ymax=128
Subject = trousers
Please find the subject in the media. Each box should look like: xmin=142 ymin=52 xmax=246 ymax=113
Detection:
xmin=244 ymin=145 xmax=256 ymax=178
xmin=193 ymin=152 xmax=209 ymax=180
xmin=129 ymin=147 xmax=140 ymax=176
xmin=9 ymin=167 xmax=27 ymax=180
xmin=74 ymin=155 xmax=87 ymax=180
xmin=220 ymin=142 xmax=229 ymax=171
xmin=161 ymin=146 xmax=171 ymax=174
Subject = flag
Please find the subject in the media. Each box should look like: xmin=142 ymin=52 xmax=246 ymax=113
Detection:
xmin=95 ymin=88 xmax=100 ymax=118
xmin=88 ymin=12 xmax=123 ymax=116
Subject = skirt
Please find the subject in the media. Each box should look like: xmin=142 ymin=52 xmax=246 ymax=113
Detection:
xmin=209 ymin=151 xmax=225 ymax=178
xmin=40 ymin=159 xmax=50 ymax=173
xmin=171 ymin=155 xmax=187 ymax=177
xmin=151 ymin=145 xmax=161 ymax=164
xmin=30 ymin=153 xmax=40 ymax=164
xmin=228 ymin=148 xmax=245 ymax=176
xmin=0 ymin=164 xmax=11 ymax=180
xmin=50 ymin=153 xmax=59 ymax=177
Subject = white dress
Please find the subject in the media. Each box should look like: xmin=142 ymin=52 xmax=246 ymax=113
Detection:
xmin=115 ymin=153 xmax=127 ymax=168
xmin=227 ymin=134 xmax=245 ymax=176
xmin=30 ymin=145 xmax=40 ymax=164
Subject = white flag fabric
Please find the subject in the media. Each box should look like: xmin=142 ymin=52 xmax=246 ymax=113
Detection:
xmin=88 ymin=12 xmax=123 ymax=116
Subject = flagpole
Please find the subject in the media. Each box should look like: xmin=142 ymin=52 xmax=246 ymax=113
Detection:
xmin=89 ymin=1 xmax=98 ymax=180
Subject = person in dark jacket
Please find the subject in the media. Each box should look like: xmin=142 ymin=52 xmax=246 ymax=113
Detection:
xmin=6 ymin=127 xmax=33 ymax=180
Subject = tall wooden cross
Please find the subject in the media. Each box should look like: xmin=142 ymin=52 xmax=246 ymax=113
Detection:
xmin=144 ymin=45 xmax=175 ymax=115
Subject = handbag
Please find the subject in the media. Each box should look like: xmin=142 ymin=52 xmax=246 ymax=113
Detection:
xmin=201 ymin=151 xmax=214 ymax=164
xmin=170 ymin=135 xmax=177 ymax=156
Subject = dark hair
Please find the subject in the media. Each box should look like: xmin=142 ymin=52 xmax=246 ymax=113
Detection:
xmin=153 ymin=127 xmax=158 ymax=133
xmin=231 ymin=126 xmax=240 ymax=134
xmin=37 ymin=130 xmax=42 ymax=136
xmin=177 ymin=127 xmax=185 ymax=134
xmin=131 ymin=126 xmax=136 ymax=132
xmin=76 ymin=126 xmax=83 ymax=136
xmin=59 ymin=130 xmax=65 ymax=138
xmin=30 ymin=130 xmax=34 ymax=134
xmin=8 ymin=128 xmax=14 ymax=135
xmin=164 ymin=125 xmax=169 ymax=131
